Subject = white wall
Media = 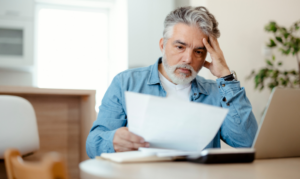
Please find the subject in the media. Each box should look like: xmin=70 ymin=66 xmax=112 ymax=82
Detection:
xmin=108 ymin=0 xmax=128 ymax=83
xmin=191 ymin=0 xmax=300 ymax=124
xmin=127 ymin=0 xmax=175 ymax=68
xmin=0 ymin=68 xmax=33 ymax=86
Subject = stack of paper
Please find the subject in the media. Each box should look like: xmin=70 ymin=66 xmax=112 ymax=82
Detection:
xmin=99 ymin=92 xmax=229 ymax=163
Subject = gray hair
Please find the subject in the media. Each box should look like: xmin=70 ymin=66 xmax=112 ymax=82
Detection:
xmin=163 ymin=6 xmax=220 ymax=45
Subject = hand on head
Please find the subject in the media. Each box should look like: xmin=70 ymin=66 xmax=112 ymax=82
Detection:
xmin=203 ymin=36 xmax=231 ymax=78
xmin=113 ymin=127 xmax=149 ymax=152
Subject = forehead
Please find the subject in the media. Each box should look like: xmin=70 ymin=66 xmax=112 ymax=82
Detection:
xmin=170 ymin=23 xmax=208 ymax=46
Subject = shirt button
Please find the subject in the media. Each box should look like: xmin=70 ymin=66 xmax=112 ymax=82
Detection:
xmin=226 ymin=103 xmax=230 ymax=106
xmin=194 ymin=93 xmax=197 ymax=95
xmin=223 ymin=97 xmax=227 ymax=102
xmin=222 ymin=84 xmax=225 ymax=87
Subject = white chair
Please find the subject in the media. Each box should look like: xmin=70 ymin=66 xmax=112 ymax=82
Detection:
xmin=0 ymin=95 xmax=39 ymax=159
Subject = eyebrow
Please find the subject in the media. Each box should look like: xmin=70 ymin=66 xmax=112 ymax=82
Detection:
xmin=173 ymin=40 xmax=206 ymax=50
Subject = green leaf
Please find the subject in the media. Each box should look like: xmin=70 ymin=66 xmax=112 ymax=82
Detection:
xmin=272 ymin=55 xmax=276 ymax=61
xmin=280 ymin=48 xmax=291 ymax=55
xmin=268 ymin=83 xmax=275 ymax=90
xmin=267 ymin=39 xmax=277 ymax=47
xmin=254 ymin=75 xmax=259 ymax=88
xmin=268 ymin=69 xmax=274 ymax=74
xmin=281 ymin=76 xmax=289 ymax=86
xmin=266 ymin=60 xmax=273 ymax=66
xmin=280 ymin=77 xmax=284 ymax=82
xmin=272 ymin=70 xmax=279 ymax=78
xmin=294 ymin=23 xmax=299 ymax=30
xmin=278 ymin=62 xmax=282 ymax=66
xmin=293 ymin=46 xmax=300 ymax=55
xmin=284 ymin=33 xmax=290 ymax=39
xmin=290 ymin=70 xmax=296 ymax=75
xmin=265 ymin=21 xmax=277 ymax=32
xmin=275 ymin=36 xmax=283 ymax=43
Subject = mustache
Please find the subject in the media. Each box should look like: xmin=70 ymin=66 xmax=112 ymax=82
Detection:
xmin=174 ymin=64 xmax=193 ymax=71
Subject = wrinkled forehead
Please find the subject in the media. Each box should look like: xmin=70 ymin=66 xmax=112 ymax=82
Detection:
xmin=170 ymin=23 xmax=208 ymax=48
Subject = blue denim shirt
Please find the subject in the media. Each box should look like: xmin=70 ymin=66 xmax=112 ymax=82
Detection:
xmin=86 ymin=58 xmax=258 ymax=158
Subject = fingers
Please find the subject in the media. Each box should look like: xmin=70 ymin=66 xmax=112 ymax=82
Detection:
xmin=117 ymin=138 xmax=135 ymax=148
xmin=120 ymin=129 xmax=145 ymax=143
xmin=113 ymin=127 xmax=149 ymax=152
xmin=208 ymin=36 xmax=220 ymax=49
xmin=203 ymin=61 xmax=211 ymax=69
xmin=203 ymin=38 xmax=214 ymax=53
xmin=117 ymin=138 xmax=149 ymax=149
xmin=209 ymin=36 xmax=223 ymax=54
xmin=133 ymin=142 xmax=150 ymax=149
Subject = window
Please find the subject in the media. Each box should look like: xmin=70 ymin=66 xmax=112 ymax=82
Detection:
xmin=36 ymin=4 xmax=109 ymax=111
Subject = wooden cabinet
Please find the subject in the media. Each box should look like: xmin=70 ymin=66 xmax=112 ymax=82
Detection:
xmin=0 ymin=86 xmax=96 ymax=179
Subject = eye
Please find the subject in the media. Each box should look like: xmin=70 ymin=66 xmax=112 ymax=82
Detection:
xmin=196 ymin=51 xmax=202 ymax=54
xmin=176 ymin=46 xmax=184 ymax=50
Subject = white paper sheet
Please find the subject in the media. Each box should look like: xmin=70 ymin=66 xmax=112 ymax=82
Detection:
xmin=125 ymin=91 xmax=151 ymax=135
xmin=138 ymin=147 xmax=200 ymax=157
xmin=125 ymin=91 xmax=228 ymax=152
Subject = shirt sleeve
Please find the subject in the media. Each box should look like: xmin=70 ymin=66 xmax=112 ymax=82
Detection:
xmin=86 ymin=74 xmax=127 ymax=158
xmin=216 ymin=78 xmax=258 ymax=147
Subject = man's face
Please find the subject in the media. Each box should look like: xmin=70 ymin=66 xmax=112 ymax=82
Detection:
xmin=160 ymin=23 xmax=208 ymax=84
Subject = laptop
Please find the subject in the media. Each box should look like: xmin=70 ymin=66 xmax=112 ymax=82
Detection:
xmin=252 ymin=87 xmax=300 ymax=159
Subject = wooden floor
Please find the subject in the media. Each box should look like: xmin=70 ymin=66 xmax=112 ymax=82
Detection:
xmin=0 ymin=86 xmax=96 ymax=179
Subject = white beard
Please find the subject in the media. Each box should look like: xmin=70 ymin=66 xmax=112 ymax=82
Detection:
xmin=162 ymin=53 xmax=199 ymax=85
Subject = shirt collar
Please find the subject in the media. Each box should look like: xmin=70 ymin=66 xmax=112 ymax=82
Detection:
xmin=147 ymin=57 xmax=162 ymax=85
xmin=147 ymin=57 xmax=210 ymax=95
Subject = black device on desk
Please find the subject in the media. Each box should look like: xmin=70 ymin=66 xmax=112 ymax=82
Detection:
xmin=187 ymin=148 xmax=255 ymax=164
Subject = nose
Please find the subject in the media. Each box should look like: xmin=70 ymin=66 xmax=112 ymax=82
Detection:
xmin=182 ymin=48 xmax=193 ymax=64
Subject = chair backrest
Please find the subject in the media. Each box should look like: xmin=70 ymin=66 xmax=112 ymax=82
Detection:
xmin=0 ymin=95 xmax=39 ymax=159
xmin=5 ymin=148 xmax=69 ymax=179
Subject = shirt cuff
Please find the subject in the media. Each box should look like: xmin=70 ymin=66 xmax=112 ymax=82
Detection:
xmin=101 ymin=129 xmax=117 ymax=153
xmin=216 ymin=78 xmax=241 ymax=98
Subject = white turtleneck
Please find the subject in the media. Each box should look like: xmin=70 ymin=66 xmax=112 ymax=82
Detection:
xmin=158 ymin=72 xmax=191 ymax=101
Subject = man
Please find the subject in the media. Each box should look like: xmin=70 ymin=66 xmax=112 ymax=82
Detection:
xmin=86 ymin=6 xmax=258 ymax=158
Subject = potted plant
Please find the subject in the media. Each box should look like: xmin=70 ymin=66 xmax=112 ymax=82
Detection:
xmin=248 ymin=20 xmax=300 ymax=90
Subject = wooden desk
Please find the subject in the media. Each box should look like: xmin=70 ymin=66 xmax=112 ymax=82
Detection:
xmin=0 ymin=86 xmax=96 ymax=179
xmin=79 ymin=158 xmax=300 ymax=179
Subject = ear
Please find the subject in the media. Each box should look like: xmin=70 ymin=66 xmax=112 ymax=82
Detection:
xmin=159 ymin=38 xmax=164 ymax=53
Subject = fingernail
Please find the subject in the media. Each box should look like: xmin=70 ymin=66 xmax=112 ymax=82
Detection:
xmin=146 ymin=143 xmax=150 ymax=147
xmin=140 ymin=139 xmax=145 ymax=143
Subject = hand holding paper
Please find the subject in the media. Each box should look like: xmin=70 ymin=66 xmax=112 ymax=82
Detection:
xmin=125 ymin=91 xmax=229 ymax=152
xmin=113 ymin=127 xmax=149 ymax=152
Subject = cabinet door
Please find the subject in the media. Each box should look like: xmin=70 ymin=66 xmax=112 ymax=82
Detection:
xmin=0 ymin=0 xmax=34 ymax=19
xmin=0 ymin=19 xmax=33 ymax=68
